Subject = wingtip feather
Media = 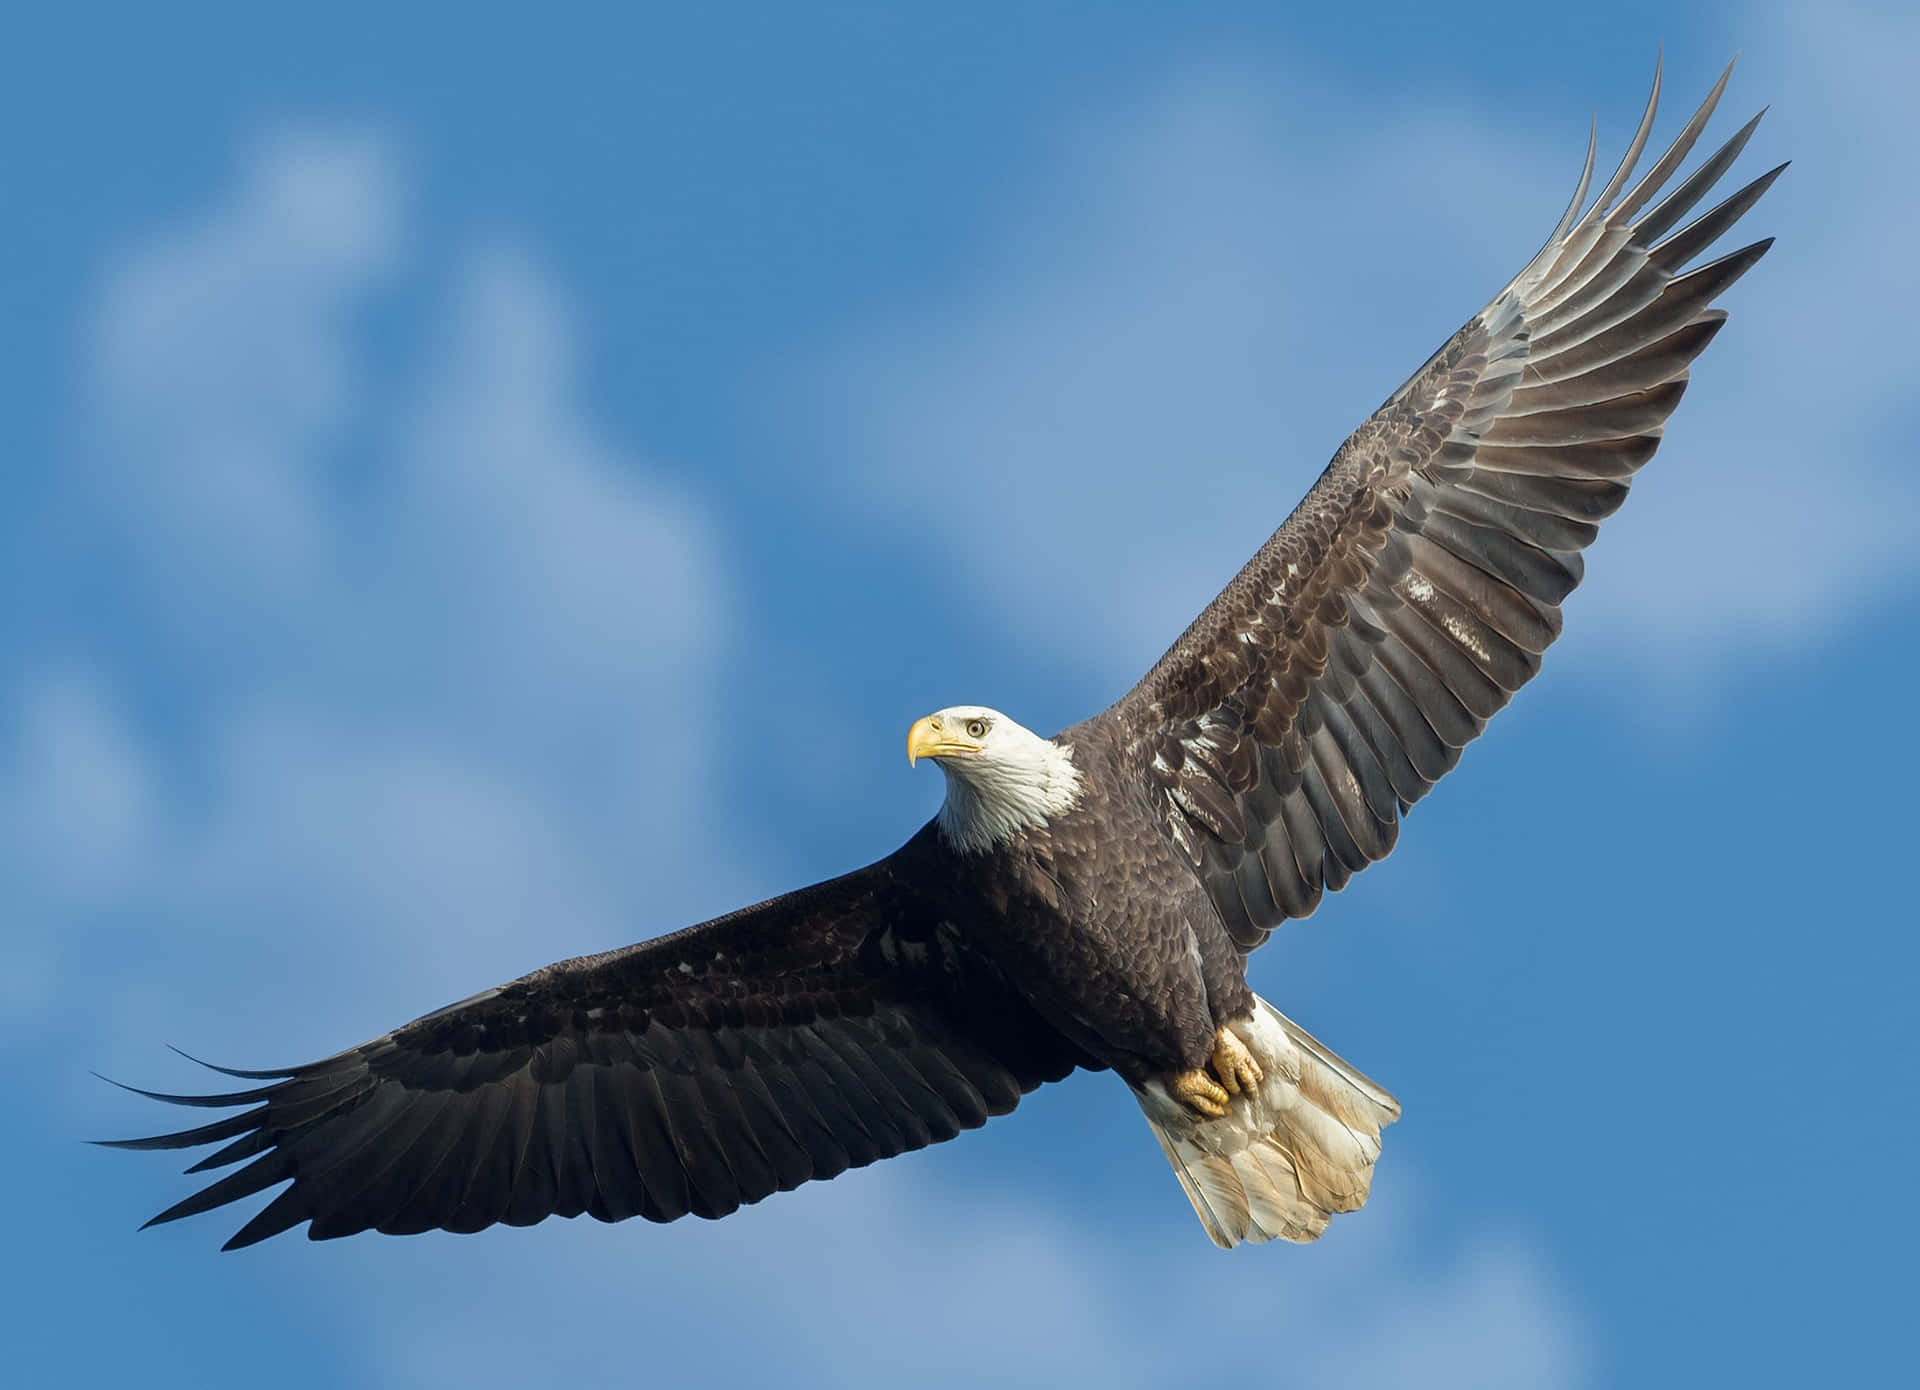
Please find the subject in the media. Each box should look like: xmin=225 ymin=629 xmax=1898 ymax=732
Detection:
xmin=167 ymin=1044 xmax=301 ymax=1080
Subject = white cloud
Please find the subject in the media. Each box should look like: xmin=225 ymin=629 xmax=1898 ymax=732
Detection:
xmin=16 ymin=134 xmax=741 ymax=1057
xmin=805 ymin=62 xmax=1553 ymax=697
xmin=2 ymin=675 xmax=155 ymax=909
xmin=801 ymin=48 xmax=1914 ymax=700
xmin=0 ymin=674 xmax=158 ymax=1025
xmin=288 ymin=1159 xmax=1587 ymax=1390
xmin=81 ymin=129 xmax=402 ymax=628
xmin=152 ymin=711 xmax=631 ymax=1060
xmin=1565 ymin=5 xmax=1920 ymax=685
xmin=383 ymin=248 xmax=735 ymax=882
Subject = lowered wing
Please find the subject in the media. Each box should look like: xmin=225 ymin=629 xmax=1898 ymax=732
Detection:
xmin=104 ymin=831 xmax=1087 ymax=1248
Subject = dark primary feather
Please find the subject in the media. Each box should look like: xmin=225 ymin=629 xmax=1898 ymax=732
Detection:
xmin=1108 ymin=60 xmax=1781 ymax=949
xmin=102 ymin=830 xmax=1090 ymax=1248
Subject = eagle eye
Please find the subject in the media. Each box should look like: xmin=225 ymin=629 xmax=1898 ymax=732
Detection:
xmin=966 ymin=718 xmax=989 ymax=740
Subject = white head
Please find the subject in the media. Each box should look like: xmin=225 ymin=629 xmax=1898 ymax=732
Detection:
xmin=907 ymin=705 xmax=1083 ymax=854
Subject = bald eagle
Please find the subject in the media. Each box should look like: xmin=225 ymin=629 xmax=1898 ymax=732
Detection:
xmin=107 ymin=63 xmax=1779 ymax=1251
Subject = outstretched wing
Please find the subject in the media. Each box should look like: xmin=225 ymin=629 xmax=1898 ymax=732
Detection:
xmin=1106 ymin=62 xmax=1781 ymax=950
xmin=104 ymin=831 xmax=1089 ymax=1248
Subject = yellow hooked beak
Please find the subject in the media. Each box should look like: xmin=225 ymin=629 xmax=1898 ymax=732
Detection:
xmin=907 ymin=715 xmax=983 ymax=766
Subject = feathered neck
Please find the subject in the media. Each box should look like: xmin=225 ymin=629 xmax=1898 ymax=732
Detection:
xmin=934 ymin=736 xmax=1083 ymax=854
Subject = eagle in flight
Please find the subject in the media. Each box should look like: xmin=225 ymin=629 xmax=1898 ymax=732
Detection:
xmin=109 ymin=62 xmax=1779 ymax=1251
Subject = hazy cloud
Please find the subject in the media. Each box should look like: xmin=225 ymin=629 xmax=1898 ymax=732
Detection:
xmin=81 ymin=129 xmax=402 ymax=627
xmin=14 ymin=134 xmax=739 ymax=1053
xmin=0 ymin=674 xmax=158 ymax=1025
xmin=307 ymin=1162 xmax=1587 ymax=1390
xmin=803 ymin=47 xmax=1914 ymax=700
xmin=1551 ymin=4 xmax=1920 ymax=697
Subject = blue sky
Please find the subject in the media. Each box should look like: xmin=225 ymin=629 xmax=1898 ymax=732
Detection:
xmin=3 ymin=3 xmax=1916 ymax=1387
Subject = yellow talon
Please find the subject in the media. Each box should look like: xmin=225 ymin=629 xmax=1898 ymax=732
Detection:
xmin=1169 ymin=1067 xmax=1231 ymax=1118
xmin=1211 ymin=1027 xmax=1264 ymax=1096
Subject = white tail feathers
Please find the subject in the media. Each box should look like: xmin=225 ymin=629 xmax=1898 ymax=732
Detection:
xmin=1135 ymin=997 xmax=1401 ymax=1248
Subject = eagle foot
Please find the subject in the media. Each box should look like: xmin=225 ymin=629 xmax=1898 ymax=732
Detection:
xmin=1211 ymin=1026 xmax=1264 ymax=1096
xmin=1168 ymin=1067 xmax=1230 ymax=1118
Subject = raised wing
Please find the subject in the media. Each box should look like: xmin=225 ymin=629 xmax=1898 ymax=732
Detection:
xmin=1108 ymin=62 xmax=1781 ymax=949
xmin=103 ymin=832 xmax=1088 ymax=1248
